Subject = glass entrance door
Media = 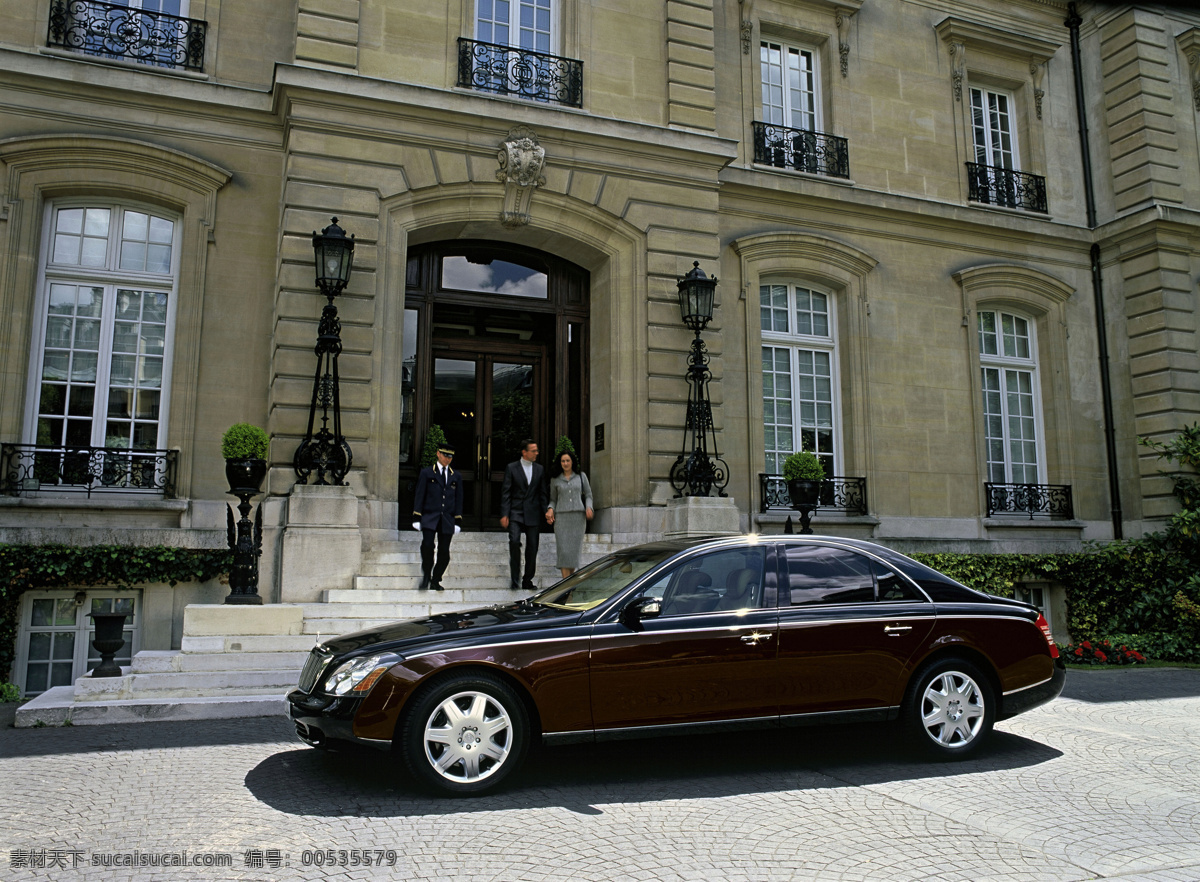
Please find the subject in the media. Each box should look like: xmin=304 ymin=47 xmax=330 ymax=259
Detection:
xmin=431 ymin=347 xmax=546 ymax=530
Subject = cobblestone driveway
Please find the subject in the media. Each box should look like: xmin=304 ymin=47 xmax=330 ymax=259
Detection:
xmin=2 ymin=668 xmax=1198 ymax=882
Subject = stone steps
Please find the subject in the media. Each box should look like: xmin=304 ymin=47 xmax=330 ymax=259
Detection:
xmin=74 ymin=667 xmax=299 ymax=700
xmin=132 ymin=649 xmax=310 ymax=674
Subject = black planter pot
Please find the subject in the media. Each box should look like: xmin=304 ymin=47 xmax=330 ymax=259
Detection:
xmin=225 ymin=458 xmax=267 ymax=495
xmin=786 ymin=478 xmax=822 ymax=508
xmin=88 ymin=612 xmax=129 ymax=678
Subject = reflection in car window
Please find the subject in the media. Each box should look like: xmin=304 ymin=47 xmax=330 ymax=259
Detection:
xmin=532 ymin=550 xmax=672 ymax=610
xmin=635 ymin=548 xmax=766 ymax=617
xmin=874 ymin=561 xmax=922 ymax=602
xmin=784 ymin=545 xmax=875 ymax=605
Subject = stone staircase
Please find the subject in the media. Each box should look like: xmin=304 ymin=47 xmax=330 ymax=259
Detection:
xmin=16 ymin=531 xmax=617 ymax=727
xmin=304 ymin=531 xmax=614 ymax=635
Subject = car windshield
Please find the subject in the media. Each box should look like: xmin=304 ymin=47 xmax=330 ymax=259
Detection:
xmin=531 ymin=548 xmax=676 ymax=610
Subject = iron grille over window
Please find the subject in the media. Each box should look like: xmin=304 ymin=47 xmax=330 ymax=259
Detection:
xmin=457 ymin=37 xmax=583 ymax=107
xmin=47 ymin=0 xmax=207 ymax=72
xmin=753 ymin=122 xmax=849 ymax=179
xmin=759 ymin=475 xmax=867 ymax=515
xmin=966 ymin=162 xmax=1047 ymax=213
xmin=1 ymin=443 xmax=177 ymax=498
xmin=985 ymin=482 xmax=1073 ymax=519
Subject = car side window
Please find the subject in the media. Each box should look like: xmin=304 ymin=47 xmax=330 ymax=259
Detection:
xmin=783 ymin=545 xmax=875 ymax=606
xmin=874 ymin=561 xmax=923 ymax=602
xmin=637 ymin=548 xmax=767 ymax=617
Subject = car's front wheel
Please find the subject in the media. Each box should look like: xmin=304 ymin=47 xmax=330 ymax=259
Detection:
xmin=399 ymin=672 xmax=530 ymax=795
xmin=902 ymin=658 xmax=994 ymax=758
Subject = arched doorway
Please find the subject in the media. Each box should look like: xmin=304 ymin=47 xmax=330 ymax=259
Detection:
xmin=399 ymin=241 xmax=589 ymax=530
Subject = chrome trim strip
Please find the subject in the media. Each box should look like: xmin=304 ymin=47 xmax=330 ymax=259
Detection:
xmin=404 ymin=633 xmax=590 ymax=662
xmin=590 ymin=714 xmax=777 ymax=739
xmin=1003 ymin=674 xmax=1054 ymax=696
xmin=778 ymin=615 xmax=936 ymax=627
xmin=781 ymin=706 xmax=897 ymax=727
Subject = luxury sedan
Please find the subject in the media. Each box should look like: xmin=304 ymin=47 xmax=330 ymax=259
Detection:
xmin=287 ymin=535 xmax=1064 ymax=795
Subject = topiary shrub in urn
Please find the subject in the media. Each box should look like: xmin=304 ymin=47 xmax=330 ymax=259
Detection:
xmin=783 ymin=449 xmax=825 ymax=509
xmin=222 ymin=423 xmax=270 ymax=494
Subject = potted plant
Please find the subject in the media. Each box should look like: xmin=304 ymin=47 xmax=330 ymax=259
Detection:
xmin=420 ymin=424 xmax=448 ymax=468
xmin=783 ymin=449 xmax=825 ymax=509
xmin=222 ymin=423 xmax=270 ymax=494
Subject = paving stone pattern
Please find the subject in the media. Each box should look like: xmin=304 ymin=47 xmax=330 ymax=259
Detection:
xmin=2 ymin=668 xmax=1198 ymax=881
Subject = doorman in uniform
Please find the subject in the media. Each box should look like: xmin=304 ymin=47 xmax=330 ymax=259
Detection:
xmin=412 ymin=444 xmax=463 ymax=591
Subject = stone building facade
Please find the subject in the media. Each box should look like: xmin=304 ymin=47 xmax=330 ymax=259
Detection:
xmin=1 ymin=1 xmax=1198 ymax=691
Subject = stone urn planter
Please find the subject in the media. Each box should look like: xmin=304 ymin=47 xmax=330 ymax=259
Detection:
xmin=88 ymin=611 xmax=129 ymax=677
xmin=782 ymin=450 xmax=825 ymax=535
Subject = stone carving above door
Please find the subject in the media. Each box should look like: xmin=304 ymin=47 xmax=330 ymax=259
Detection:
xmin=496 ymin=126 xmax=546 ymax=228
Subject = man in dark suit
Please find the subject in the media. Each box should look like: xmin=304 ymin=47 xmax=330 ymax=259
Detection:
xmin=499 ymin=439 xmax=549 ymax=591
xmin=412 ymin=443 xmax=463 ymax=591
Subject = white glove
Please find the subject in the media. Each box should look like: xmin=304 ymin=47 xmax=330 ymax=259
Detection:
xmin=412 ymin=521 xmax=420 ymax=531
xmin=454 ymin=525 xmax=461 ymax=535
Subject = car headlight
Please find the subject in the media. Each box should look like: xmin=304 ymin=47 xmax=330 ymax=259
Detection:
xmin=323 ymin=652 xmax=403 ymax=696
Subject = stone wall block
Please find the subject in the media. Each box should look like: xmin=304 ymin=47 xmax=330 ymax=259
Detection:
xmin=297 ymin=12 xmax=360 ymax=45
xmin=295 ymin=35 xmax=358 ymax=70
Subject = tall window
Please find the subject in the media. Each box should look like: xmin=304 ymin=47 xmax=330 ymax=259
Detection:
xmin=978 ymin=310 xmax=1041 ymax=484
xmin=476 ymin=0 xmax=553 ymax=53
xmin=761 ymin=282 xmax=838 ymax=476
xmin=760 ymin=41 xmax=819 ymax=131
xmin=28 ymin=202 xmax=178 ymax=464
xmin=970 ymin=87 xmax=1017 ymax=170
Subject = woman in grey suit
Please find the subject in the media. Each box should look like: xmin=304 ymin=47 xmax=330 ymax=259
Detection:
xmin=545 ymin=450 xmax=593 ymax=577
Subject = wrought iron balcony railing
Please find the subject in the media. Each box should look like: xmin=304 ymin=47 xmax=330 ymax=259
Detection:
xmin=1 ymin=444 xmax=177 ymax=499
xmin=759 ymin=474 xmax=868 ymax=516
xmin=985 ymin=482 xmax=1073 ymax=520
xmin=457 ymin=38 xmax=583 ymax=107
xmin=47 ymin=0 xmax=207 ymax=72
xmin=966 ymin=162 xmax=1048 ymax=213
xmin=752 ymin=122 xmax=850 ymax=179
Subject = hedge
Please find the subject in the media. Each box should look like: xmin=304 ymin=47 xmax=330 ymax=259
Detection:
xmin=0 ymin=545 xmax=232 ymax=685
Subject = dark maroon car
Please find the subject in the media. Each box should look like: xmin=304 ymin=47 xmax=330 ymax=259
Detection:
xmin=288 ymin=535 xmax=1064 ymax=794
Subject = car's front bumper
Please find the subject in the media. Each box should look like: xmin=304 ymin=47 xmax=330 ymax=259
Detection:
xmin=999 ymin=657 xmax=1066 ymax=720
xmin=287 ymin=689 xmax=388 ymax=749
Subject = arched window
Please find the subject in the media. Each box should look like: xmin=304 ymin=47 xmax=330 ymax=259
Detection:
xmin=25 ymin=200 xmax=180 ymax=486
xmin=977 ymin=309 xmax=1042 ymax=484
xmin=760 ymin=280 xmax=839 ymax=476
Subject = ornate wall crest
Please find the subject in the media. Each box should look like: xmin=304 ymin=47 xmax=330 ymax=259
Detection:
xmin=496 ymin=125 xmax=546 ymax=228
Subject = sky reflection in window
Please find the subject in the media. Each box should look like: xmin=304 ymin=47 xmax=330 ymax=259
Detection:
xmin=442 ymin=256 xmax=548 ymax=299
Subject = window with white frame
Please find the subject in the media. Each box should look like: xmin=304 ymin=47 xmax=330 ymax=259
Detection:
xmin=760 ymin=41 xmax=820 ymax=132
xmin=970 ymin=86 xmax=1017 ymax=170
xmin=26 ymin=202 xmax=178 ymax=486
xmin=476 ymin=0 xmax=554 ymax=53
xmin=761 ymin=282 xmax=838 ymax=477
xmin=17 ymin=591 xmax=140 ymax=697
xmin=978 ymin=310 xmax=1042 ymax=484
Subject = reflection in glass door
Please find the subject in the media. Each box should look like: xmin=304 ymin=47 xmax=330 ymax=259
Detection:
xmin=431 ymin=350 xmax=543 ymax=530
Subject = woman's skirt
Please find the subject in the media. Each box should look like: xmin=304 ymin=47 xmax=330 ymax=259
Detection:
xmin=554 ymin=511 xmax=586 ymax=569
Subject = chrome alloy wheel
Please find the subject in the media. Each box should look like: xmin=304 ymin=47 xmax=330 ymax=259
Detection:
xmin=422 ymin=690 xmax=513 ymax=783
xmin=920 ymin=670 xmax=986 ymax=748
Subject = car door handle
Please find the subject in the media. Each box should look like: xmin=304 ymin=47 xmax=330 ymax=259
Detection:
xmin=739 ymin=631 xmax=774 ymax=645
xmin=883 ymin=624 xmax=912 ymax=636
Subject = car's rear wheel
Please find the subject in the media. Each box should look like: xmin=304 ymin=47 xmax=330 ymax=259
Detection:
xmin=399 ymin=672 xmax=529 ymax=795
xmin=902 ymin=658 xmax=994 ymax=758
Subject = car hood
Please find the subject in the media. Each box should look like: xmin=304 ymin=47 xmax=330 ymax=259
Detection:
xmin=316 ymin=601 xmax=583 ymax=657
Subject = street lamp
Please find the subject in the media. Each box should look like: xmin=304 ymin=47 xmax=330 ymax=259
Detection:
xmin=293 ymin=217 xmax=355 ymax=485
xmin=668 ymin=261 xmax=729 ymax=498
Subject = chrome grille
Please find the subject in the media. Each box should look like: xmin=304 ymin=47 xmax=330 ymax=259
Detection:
xmin=297 ymin=648 xmax=333 ymax=694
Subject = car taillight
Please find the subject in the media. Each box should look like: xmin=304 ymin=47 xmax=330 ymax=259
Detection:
xmin=1036 ymin=613 xmax=1059 ymax=658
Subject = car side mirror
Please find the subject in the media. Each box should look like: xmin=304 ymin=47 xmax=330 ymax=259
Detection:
xmin=620 ymin=596 xmax=662 ymax=630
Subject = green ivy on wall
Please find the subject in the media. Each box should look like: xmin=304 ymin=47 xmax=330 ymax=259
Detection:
xmin=0 ymin=545 xmax=233 ymax=685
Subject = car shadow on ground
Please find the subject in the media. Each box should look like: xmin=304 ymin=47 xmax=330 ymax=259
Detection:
xmin=1061 ymin=666 xmax=1200 ymax=703
xmin=244 ymin=724 xmax=1062 ymax=817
